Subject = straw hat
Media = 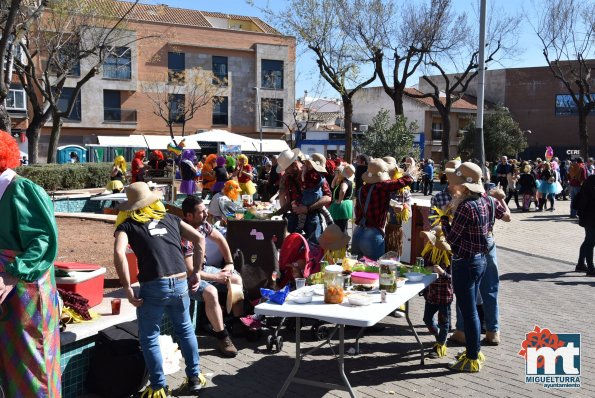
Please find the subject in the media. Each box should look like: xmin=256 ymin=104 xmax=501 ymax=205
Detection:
xmin=382 ymin=156 xmax=398 ymax=176
xmin=226 ymin=278 xmax=244 ymax=314
xmin=435 ymin=234 xmax=451 ymax=252
xmin=318 ymin=224 xmax=350 ymax=251
xmin=445 ymin=162 xmax=485 ymax=193
xmin=342 ymin=164 xmax=355 ymax=180
xmin=306 ymin=153 xmax=328 ymax=173
xmin=362 ymin=158 xmax=390 ymax=184
xmin=419 ymin=229 xmax=437 ymax=245
xmin=276 ymin=148 xmax=300 ymax=173
xmin=444 ymin=159 xmax=461 ymax=170
xmin=118 ymin=182 xmax=161 ymax=211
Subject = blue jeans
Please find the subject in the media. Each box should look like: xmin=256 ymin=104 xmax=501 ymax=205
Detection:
xmin=452 ymin=254 xmax=486 ymax=360
xmin=351 ymin=226 xmax=385 ymax=260
xmin=138 ymin=278 xmax=200 ymax=389
xmin=578 ymin=226 xmax=595 ymax=268
xmin=423 ymin=302 xmax=451 ymax=344
xmin=287 ymin=212 xmax=323 ymax=243
xmin=569 ymin=185 xmax=581 ymax=217
xmin=456 ymin=236 xmax=499 ymax=332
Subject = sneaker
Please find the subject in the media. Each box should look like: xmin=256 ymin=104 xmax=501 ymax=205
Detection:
xmin=217 ymin=336 xmax=238 ymax=357
xmin=448 ymin=352 xmax=484 ymax=372
xmin=482 ymin=330 xmax=500 ymax=346
xmin=448 ymin=329 xmax=466 ymax=345
xmin=140 ymin=386 xmax=171 ymax=398
xmin=185 ymin=373 xmax=207 ymax=393
xmin=576 ymin=263 xmax=588 ymax=272
xmin=428 ymin=343 xmax=447 ymax=359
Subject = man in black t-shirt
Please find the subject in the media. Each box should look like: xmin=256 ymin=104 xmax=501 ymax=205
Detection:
xmin=113 ymin=182 xmax=207 ymax=395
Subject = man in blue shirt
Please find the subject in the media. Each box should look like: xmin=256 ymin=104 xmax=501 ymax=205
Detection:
xmin=423 ymin=159 xmax=435 ymax=196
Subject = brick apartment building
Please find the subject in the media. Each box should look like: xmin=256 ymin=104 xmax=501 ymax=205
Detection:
xmin=420 ymin=64 xmax=595 ymax=160
xmin=8 ymin=1 xmax=296 ymax=157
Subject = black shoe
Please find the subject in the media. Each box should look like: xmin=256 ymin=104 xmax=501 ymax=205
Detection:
xmin=575 ymin=263 xmax=588 ymax=272
xmin=586 ymin=268 xmax=595 ymax=277
xmin=186 ymin=374 xmax=207 ymax=393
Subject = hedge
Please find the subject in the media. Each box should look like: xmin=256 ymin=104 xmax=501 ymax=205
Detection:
xmin=15 ymin=163 xmax=112 ymax=191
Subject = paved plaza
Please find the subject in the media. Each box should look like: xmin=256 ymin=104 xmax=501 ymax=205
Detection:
xmin=160 ymin=198 xmax=594 ymax=398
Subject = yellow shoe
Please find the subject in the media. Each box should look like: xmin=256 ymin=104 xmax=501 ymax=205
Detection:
xmin=448 ymin=353 xmax=484 ymax=372
xmin=429 ymin=343 xmax=447 ymax=358
xmin=185 ymin=373 xmax=207 ymax=393
xmin=140 ymin=386 xmax=170 ymax=398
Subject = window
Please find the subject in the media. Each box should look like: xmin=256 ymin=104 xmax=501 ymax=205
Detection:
xmin=58 ymin=88 xmax=82 ymax=121
xmin=103 ymin=47 xmax=131 ymax=80
xmin=212 ymin=96 xmax=228 ymax=125
xmin=168 ymin=52 xmax=185 ymax=83
xmin=431 ymin=122 xmax=442 ymax=141
xmin=6 ymin=86 xmax=26 ymax=110
xmin=555 ymin=94 xmax=595 ymax=116
xmin=169 ymin=94 xmax=185 ymax=123
xmin=104 ymin=90 xmax=121 ymax=121
xmin=262 ymin=98 xmax=283 ymax=128
xmin=212 ymin=56 xmax=228 ymax=85
xmin=261 ymin=59 xmax=283 ymax=89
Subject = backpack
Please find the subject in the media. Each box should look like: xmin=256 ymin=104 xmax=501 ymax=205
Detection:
xmin=87 ymin=320 xmax=149 ymax=398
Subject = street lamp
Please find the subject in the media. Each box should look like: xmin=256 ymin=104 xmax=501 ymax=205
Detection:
xmin=253 ymin=87 xmax=263 ymax=153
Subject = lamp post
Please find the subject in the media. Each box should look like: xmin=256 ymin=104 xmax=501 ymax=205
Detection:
xmin=253 ymin=87 xmax=263 ymax=153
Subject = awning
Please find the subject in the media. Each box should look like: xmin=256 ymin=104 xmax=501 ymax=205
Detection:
xmin=96 ymin=135 xmax=201 ymax=150
xmin=186 ymin=130 xmax=257 ymax=152
xmin=254 ymin=139 xmax=290 ymax=154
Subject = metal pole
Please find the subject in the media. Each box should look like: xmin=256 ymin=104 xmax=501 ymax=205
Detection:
xmin=255 ymin=87 xmax=263 ymax=153
xmin=475 ymin=0 xmax=487 ymax=177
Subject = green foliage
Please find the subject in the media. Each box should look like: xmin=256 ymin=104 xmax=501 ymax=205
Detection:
xmin=355 ymin=109 xmax=417 ymax=161
xmin=15 ymin=163 xmax=112 ymax=191
xmin=459 ymin=107 xmax=527 ymax=160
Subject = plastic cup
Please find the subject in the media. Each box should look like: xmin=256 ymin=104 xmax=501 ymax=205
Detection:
xmin=295 ymin=278 xmax=306 ymax=289
xmin=111 ymin=298 xmax=121 ymax=315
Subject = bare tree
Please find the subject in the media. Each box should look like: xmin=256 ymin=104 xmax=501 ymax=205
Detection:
xmin=0 ymin=0 xmax=48 ymax=133
xmin=142 ymin=68 xmax=226 ymax=141
xmin=261 ymin=0 xmax=376 ymax=161
xmin=14 ymin=0 xmax=141 ymax=163
xmin=534 ymin=0 xmax=595 ymax=159
xmin=407 ymin=3 xmax=521 ymax=160
xmin=344 ymin=0 xmax=466 ymax=117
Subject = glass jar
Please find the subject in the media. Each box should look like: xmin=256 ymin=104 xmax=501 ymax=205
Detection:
xmin=324 ymin=264 xmax=345 ymax=304
xmin=378 ymin=259 xmax=398 ymax=293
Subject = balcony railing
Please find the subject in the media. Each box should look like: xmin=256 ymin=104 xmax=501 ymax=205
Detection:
xmin=104 ymin=108 xmax=137 ymax=123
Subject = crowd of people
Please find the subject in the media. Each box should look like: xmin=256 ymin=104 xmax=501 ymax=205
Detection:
xmin=2 ymin=129 xmax=594 ymax=396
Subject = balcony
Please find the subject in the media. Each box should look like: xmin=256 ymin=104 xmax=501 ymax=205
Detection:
xmin=104 ymin=108 xmax=137 ymax=123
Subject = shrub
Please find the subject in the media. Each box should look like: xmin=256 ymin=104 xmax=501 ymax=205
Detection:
xmin=15 ymin=163 xmax=112 ymax=191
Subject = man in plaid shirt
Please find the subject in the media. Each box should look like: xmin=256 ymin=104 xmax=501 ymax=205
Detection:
xmin=352 ymin=158 xmax=412 ymax=259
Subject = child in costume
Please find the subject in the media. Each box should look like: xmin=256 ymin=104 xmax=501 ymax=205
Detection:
xmin=179 ymin=149 xmax=198 ymax=195
xmin=131 ymin=150 xmax=146 ymax=182
xmin=295 ymin=153 xmax=332 ymax=232
xmin=211 ymin=156 xmax=229 ymax=195
xmin=383 ymin=156 xmax=412 ymax=259
xmin=201 ymin=154 xmax=218 ymax=199
xmin=0 ymin=130 xmax=62 ymax=397
xmin=235 ymin=154 xmax=256 ymax=198
xmin=420 ymin=227 xmax=453 ymax=359
xmin=106 ymin=155 xmax=127 ymax=193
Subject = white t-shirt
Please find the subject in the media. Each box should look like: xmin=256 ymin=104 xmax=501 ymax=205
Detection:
xmin=207 ymin=192 xmax=240 ymax=218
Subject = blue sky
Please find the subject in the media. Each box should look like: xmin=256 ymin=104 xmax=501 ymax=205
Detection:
xmin=155 ymin=0 xmax=548 ymax=98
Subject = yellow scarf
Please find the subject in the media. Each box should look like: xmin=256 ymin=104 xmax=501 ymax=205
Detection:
xmin=115 ymin=201 xmax=166 ymax=228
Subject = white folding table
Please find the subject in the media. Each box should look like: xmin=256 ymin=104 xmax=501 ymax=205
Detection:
xmin=254 ymin=274 xmax=438 ymax=397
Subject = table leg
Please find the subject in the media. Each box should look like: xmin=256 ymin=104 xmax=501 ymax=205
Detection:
xmin=353 ymin=327 xmax=367 ymax=355
xmin=338 ymin=324 xmax=356 ymax=398
xmin=277 ymin=317 xmax=301 ymax=398
xmin=405 ymin=300 xmax=425 ymax=365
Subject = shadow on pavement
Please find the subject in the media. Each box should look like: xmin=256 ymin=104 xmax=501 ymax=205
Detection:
xmin=500 ymin=271 xmax=572 ymax=282
xmin=520 ymin=214 xmax=577 ymax=222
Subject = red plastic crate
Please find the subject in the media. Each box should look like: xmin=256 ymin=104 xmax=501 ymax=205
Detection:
xmin=56 ymin=268 xmax=106 ymax=308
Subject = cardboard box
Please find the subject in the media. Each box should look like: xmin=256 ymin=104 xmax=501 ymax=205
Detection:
xmin=56 ymin=267 xmax=106 ymax=307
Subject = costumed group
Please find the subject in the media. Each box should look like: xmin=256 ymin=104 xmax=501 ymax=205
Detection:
xmin=2 ymin=130 xmax=595 ymax=396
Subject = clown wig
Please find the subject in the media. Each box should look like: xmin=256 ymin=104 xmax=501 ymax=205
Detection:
xmin=181 ymin=149 xmax=196 ymax=162
xmin=0 ymin=130 xmax=21 ymax=172
xmin=113 ymin=155 xmax=127 ymax=173
xmin=223 ymin=180 xmax=241 ymax=201
xmin=134 ymin=150 xmax=145 ymax=159
xmin=152 ymin=150 xmax=164 ymax=161
xmin=237 ymin=154 xmax=249 ymax=165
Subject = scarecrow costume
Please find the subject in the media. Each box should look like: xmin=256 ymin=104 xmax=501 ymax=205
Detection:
xmin=382 ymin=157 xmax=412 ymax=259
xmin=0 ymin=131 xmax=61 ymax=397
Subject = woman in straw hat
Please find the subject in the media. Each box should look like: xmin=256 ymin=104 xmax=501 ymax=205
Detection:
xmin=440 ymin=162 xmax=508 ymax=372
xmin=351 ymin=158 xmax=413 ymax=260
xmin=328 ymin=164 xmax=355 ymax=232
xmin=114 ymin=182 xmax=208 ymax=395
xmin=0 ymin=131 xmax=61 ymax=397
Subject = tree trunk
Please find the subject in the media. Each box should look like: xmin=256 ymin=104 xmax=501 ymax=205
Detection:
xmin=0 ymin=105 xmax=11 ymax=134
xmin=393 ymin=88 xmax=404 ymax=116
xmin=441 ymin=111 xmax=451 ymax=161
xmin=343 ymin=98 xmax=353 ymax=162
xmin=46 ymin=114 xmax=63 ymax=163
xmin=26 ymin=112 xmax=51 ymax=165
xmin=579 ymin=110 xmax=589 ymax=160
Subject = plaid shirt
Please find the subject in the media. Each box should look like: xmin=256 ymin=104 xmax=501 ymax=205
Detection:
xmin=355 ymin=176 xmax=413 ymax=232
xmin=302 ymin=168 xmax=322 ymax=189
xmin=181 ymin=222 xmax=213 ymax=258
xmin=442 ymin=196 xmax=504 ymax=258
xmin=282 ymin=172 xmax=331 ymax=204
xmin=430 ymin=189 xmax=452 ymax=218
xmin=425 ymin=269 xmax=453 ymax=305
